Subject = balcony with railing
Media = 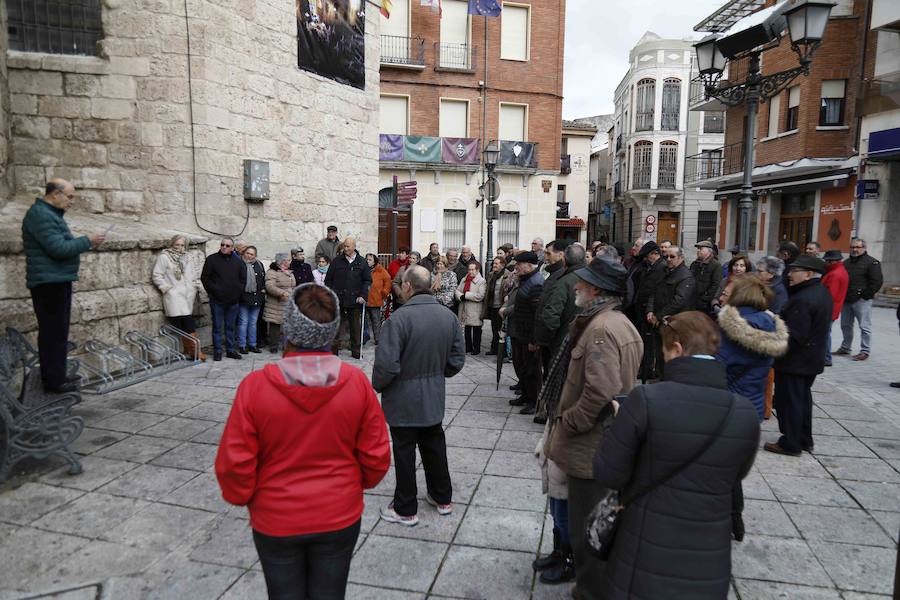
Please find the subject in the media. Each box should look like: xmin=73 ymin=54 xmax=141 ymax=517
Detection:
xmin=658 ymin=165 xmax=677 ymax=189
xmin=684 ymin=142 xmax=745 ymax=185
xmin=380 ymin=35 xmax=425 ymax=68
xmin=661 ymin=111 xmax=680 ymax=131
xmin=635 ymin=111 xmax=654 ymax=132
xmin=434 ymin=42 xmax=476 ymax=72
xmin=632 ymin=167 xmax=651 ymax=190
xmin=560 ymin=154 xmax=571 ymax=175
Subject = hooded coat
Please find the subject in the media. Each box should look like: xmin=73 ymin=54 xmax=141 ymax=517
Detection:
xmin=593 ymin=357 xmax=760 ymax=600
xmin=215 ymin=353 xmax=391 ymax=537
xmin=716 ymin=305 xmax=789 ymax=420
xmin=822 ymin=261 xmax=849 ymax=321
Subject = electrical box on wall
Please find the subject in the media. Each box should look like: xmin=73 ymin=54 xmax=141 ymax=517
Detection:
xmin=243 ymin=160 xmax=270 ymax=203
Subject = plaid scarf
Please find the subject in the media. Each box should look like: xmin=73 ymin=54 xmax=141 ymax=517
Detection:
xmin=537 ymin=297 xmax=611 ymax=420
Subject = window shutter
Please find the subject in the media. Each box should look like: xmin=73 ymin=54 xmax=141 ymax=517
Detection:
xmin=767 ymin=94 xmax=781 ymax=136
xmin=821 ymin=80 xmax=845 ymax=99
xmin=440 ymin=100 xmax=469 ymax=138
xmin=500 ymin=5 xmax=529 ymax=61
xmin=381 ymin=0 xmax=409 ymax=37
xmin=499 ymin=104 xmax=526 ymax=141
xmin=788 ymin=86 xmax=800 ymax=108
xmin=380 ymin=96 xmax=408 ymax=135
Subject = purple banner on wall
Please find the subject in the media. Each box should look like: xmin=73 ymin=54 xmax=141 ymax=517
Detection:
xmin=379 ymin=134 xmax=404 ymax=161
xmin=441 ymin=138 xmax=480 ymax=164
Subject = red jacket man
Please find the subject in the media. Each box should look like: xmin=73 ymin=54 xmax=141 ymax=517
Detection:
xmin=388 ymin=246 xmax=411 ymax=279
xmin=822 ymin=250 xmax=849 ymax=321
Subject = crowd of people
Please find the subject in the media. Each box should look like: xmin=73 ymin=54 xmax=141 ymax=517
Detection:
xmin=19 ymin=177 xmax=897 ymax=600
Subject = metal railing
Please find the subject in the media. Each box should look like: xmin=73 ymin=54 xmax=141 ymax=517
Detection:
xmin=704 ymin=111 xmax=725 ymax=133
xmin=381 ymin=34 xmax=425 ymax=67
xmin=635 ymin=111 xmax=654 ymax=131
xmin=684 ymin=141 xmax=745 ymax=184
xmin=658 ymin=166 xmax=677 ymax=189
xmin=435 ymin=42 xmax=475 ymax=71
xmin=690 ymin=78 xmax=708 ymax=106
xmin=633 ymin=167 xmax=651 ymax=189
xmin=661 ymin=111 xmax=680 ymax=131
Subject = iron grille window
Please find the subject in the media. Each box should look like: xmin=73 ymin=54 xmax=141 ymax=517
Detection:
xmin=633 ymin=142 xmax=652 ymax=189
xmin=661 ymin=79 xmax=681 ymax=131
xmin=8 ymin=0 xmax=103 ymax=56
xmin=497 ymin=211 xmax=519 ymax=248
xmin=635 ymin=79 xmax=655 ymax=131
xmin=704 ymin=111 xmax=724 ymax=133
xmin=658 ymin=142 xmax=678 ymax=189
xmin=696 ymin=211 xmax=718 ymax=244
xmin=443 ymin=209 xmax=467 ymax=251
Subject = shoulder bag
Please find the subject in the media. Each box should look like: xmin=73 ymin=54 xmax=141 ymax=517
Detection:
xmin=586 ymin=394 xmax=736 ymax=559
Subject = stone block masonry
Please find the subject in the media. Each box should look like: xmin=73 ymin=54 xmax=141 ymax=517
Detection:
xmin=0 ymin=0 xmax=383 ymax=348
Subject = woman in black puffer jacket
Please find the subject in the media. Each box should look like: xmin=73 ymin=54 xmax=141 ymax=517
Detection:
xmin=593 ymin=311 xmax=760 ymax=600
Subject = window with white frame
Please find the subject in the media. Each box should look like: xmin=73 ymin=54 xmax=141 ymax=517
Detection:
xmin=499 ymin=103 xmax=527 ymax=141
xmin=767 ymin=93 xmax=781 ymax=137
xmin=440 ymin=99 xmax=469 ymax=137
xmin=379 ymin=95 xmax=408 ymax=134
xmin=500 ymin=4 xmax=529 ymax=61
xmin=439 ymin=0 xmax=471 ymax=69
xmin=636 ymin=79 xmax=655 ymax=131
xmin=443 ymin=209 xmax=467 ymax=250
xmin=819 ymin=80 xmax=846 ymax=126
xmin=661 ymin=79 xmax=681 ymax=131
xmin=632 ymin=141 xmax=652 ymax=189
xmin=786 ymin=86 xmax=800 ymax=131
xmin=497 ymin=211 xmax=519 ymax=248
xmin=658 ymin=141 xmax=678 ymax=189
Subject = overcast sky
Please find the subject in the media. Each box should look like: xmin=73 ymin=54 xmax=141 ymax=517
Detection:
xmin=562 ymin=0 xmax=727 ymax=119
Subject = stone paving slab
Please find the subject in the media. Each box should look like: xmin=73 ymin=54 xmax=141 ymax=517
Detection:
xmin=0 ymin=318 xmax=897 ymax=599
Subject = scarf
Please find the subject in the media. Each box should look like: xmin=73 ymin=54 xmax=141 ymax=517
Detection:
xmin=537 ymin=298 xmax=612 ymax=420
xmin=164 ymin=247 xmax=186 ymax=280
xmin=245 ymin=260 xmax=258 ymax=294
xmin=463 ymin=273 xmax=475 ymax=293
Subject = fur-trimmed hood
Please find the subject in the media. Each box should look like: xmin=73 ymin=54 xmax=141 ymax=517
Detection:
xmin=718 ymin=305 xmax=789 ymax=358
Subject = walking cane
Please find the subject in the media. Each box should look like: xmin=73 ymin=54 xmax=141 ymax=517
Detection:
xmin=358 ymin=306 xmax=366 ymax=360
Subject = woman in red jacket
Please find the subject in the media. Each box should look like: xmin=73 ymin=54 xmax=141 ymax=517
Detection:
xmin=215 ymin=283 xmax=391 ymax=599
xmin=822 ymin=249 xmax=849 ymax=367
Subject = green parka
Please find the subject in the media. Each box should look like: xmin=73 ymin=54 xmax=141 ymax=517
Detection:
xmin=21 ymin=197 xmax=92 ymax=289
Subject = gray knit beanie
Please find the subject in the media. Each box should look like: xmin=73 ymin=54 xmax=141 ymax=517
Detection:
xmin=281 ymin=283 xmax=341 ymax=349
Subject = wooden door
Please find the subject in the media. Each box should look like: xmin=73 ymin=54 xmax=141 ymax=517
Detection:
xmin=657 ymin=211 xmax=680 ymax=243
xmin=378 ymin=208 xmax=411 ymax=255
xmin=779 ymin=216 xmax=814 ymax=246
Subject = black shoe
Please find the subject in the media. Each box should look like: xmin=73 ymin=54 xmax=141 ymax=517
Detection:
xmin=533 ymin=413 xmax=548 ymax=425
xmin=532 ymin=550 xmax=562 ymax=571
xmin=213 ymin=352 xmax=223 ymax=361
xmin=731 ymin=515 xmax=745 ymax=542
xmin=891 ymin=382 xmax=900 ymax=388
xmin=539 ymin=553 xmax=575 ymax=584
xmin=248 ymin=346 xmax=262 ymax=353
xmin=472 ymin=351 xmax=480 ymax=356
xmin=486 ymin=350 xmax=498 ymax=356
xmin=239 ymin=347 xmax=248 ymax=355
xmin=226 ymin=351 xmax=243 ymax=360
xmin=45 ymin=380 xmax=79 ymax=394
xmin=520 ymin=404 xmax=536 ymax=415
xmin=802 ymin=443 xmax=815 ymax=453
xmin=509 ymin=397 xmax=527 ymax=406
xmin=509 ymin=384 xmax=521 ymax=391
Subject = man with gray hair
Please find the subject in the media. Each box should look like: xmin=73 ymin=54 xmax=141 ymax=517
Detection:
xmin=532 ymin=237 xmax=546 ymax=263
xmin=201 ymin=237 xmax=247 ymax=361
xmin=324 ymin=236 xmax=371 ymax=359
xmin=374 ymin=265 xmax=466 ymax=526
xmin=835 ymin=238 xmax=883 ymax=361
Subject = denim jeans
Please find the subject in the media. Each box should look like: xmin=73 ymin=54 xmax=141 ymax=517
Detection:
xmin=549 ymin=496 xmax=571 ymax=547
xmin=252 ymin=520 xmax=360 ymax=600
xmin=210 ymin=301 xmax=239 ymax=353
xmin=840 ymin=298 xmax=873 ymax=354
xmin=237 ymin=304 xmax=261 ymax=348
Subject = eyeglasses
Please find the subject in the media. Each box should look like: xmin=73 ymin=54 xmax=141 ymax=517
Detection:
xmin=220 ymin=243 xmax=232 ymax=248
xmin=665 ymin=255 xmax=678 ymax=260
xmin=850 ymin=245 xmax=864 ymax=249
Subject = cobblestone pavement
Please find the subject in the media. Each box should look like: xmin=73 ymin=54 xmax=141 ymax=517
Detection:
xmin=0 ymin=312 xmax=897 ymax=599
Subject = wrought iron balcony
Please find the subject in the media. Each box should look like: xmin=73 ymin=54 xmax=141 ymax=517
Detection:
xmin=435 ymin=42 xmax=476 ymax=72
xmin=560 ymin=154 xmax=571 ymax=175
xmin=632 ymin=167 xmax=651 ymax=190
xmin=658 ymin=165 xmax=677 ymax=189
xmin=684 ymin=142 xmax=744 ymax=185
xmin=635 ymin=111 xmax=654 ymax=132
xmin=380 ymin=35 xmax=425 ymax=68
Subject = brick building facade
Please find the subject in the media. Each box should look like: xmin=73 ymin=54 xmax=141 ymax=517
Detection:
xmin=377 ymin=0 xmax=566 ymax=260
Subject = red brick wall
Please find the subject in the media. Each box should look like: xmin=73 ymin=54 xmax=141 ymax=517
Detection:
xmin=379 ymin=0 xmax=565 ymax=170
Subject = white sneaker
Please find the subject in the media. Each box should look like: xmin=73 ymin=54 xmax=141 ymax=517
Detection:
xmin=426 ymin=494 xmax=453 ymax=515
xmin=380 ymin=503 xmax=419 ymax=527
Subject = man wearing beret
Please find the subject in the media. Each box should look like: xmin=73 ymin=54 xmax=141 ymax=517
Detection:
xmin=544 ymin=258 xmax=643 ymax=599
xmin=508 ymin=251 xmax=544 ymax=415
xmin=766 ymin=255 xmax=833 ymax=456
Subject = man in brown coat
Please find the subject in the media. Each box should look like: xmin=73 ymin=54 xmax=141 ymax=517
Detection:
xmin=544 ymin=257 xmax=643 ymax=600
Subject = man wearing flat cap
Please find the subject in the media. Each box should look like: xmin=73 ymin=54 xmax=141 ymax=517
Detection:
xmin=315 ymin=225 xmax=341 ymax=262
xmin=690 ymin=240 xmax=722 ymax=314
xmin=507 ymin=251 xmax=544 ymax=415
xmin=766 ymin=255 xmax=833 ymax=457
xmin=544 ymin=258 xmax=643 ymax=598
xmin=289 ymin=247 xmax=314 ymax=285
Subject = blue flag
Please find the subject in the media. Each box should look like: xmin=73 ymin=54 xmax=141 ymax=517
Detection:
xmin=468 ymin=0 xmax=501 ymax=16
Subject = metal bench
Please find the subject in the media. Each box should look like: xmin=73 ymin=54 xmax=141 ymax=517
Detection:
xmin=0 ymin=328 xmax=84 ymax=482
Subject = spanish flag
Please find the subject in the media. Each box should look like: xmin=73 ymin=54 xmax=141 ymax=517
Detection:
xmin=381 ymin=0 xmax=392 ymax=18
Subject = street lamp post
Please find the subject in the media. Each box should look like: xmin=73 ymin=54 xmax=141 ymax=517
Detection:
xmin=483 ymin=141 xmax=500 ymax=263
xmin=694 ymin=0 xmax=835 ymax=253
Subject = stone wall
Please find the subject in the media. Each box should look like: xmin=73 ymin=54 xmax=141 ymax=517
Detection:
xmin=0 ymin=4 xmax=10 ymax=199
xmin=0 ymin=0 xmax=381 ymax=348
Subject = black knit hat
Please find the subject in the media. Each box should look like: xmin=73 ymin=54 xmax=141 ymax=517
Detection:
xmin=637 ymin=241 xmax=659 ymax=259
xmin=575 ymin=258 xmax=628 ymax=295
xmin=516 ymin=251 xmax=539 ymax=264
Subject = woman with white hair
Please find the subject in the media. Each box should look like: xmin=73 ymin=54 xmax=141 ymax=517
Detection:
xmin=755 ymin=256 xmax=788 ymax=314
xmin=152 ymin=235 xmax=204 ymax=360
xmin=263 ymin=252 xmax=296 ymax=353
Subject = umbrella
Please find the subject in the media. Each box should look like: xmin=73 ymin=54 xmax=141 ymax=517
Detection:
xmin=496 ymin=331 xmax=506 ymax=390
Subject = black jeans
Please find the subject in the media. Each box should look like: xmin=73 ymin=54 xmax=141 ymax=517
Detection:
xmin=390 ymin=424 xmax=452 ymax=516
xmin=30 ymin=282 xmax=73 ymax=389
xmin=488 ymin=306 xmax=502 ymax=352
xmin=464 ymin=325 xmax=482 ymax=354
xmin=167 ymin=315 xmax=196 ymax=333
xmin=511 ymin=337 xmax=541 ymax=407
xmin=335 ymin=306 xmax=362 ymax=355
xmin=774 ymin=371 xmax=816 ymax=453
xmin=252 ymin=520 xmax=361 ymax=600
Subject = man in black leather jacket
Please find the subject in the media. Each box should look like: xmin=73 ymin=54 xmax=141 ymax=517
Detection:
xmin=835 ymin=238 xmax=883 ymax=361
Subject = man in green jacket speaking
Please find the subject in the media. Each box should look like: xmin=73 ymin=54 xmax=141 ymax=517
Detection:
xmin=22 ymin=179 xmax=105 ymax=392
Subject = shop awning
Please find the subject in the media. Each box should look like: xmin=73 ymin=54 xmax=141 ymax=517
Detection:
xmin=556 ymin=218 xmax=586 ymax=228
xmin=868 ymin=128 xmax=900 ymax=160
